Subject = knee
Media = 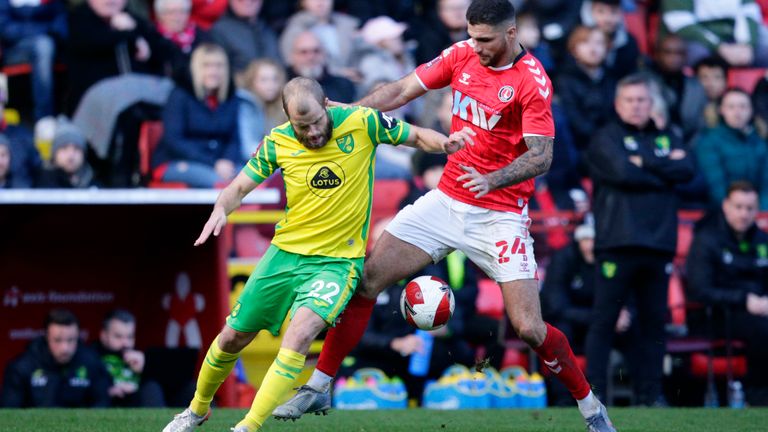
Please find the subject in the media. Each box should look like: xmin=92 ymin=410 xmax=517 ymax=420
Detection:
xmin=361 ymin=265 xmax=385 ymax=299
xmin=217 ymin=326 xmax=251 ymax=353
xmin=512 ymin=318 xmax=546 ymax=347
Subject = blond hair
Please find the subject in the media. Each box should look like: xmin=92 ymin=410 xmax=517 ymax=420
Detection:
xmin=190 ymin=43 xmax=229 ymax=103
xmin=237 ymin=58 xmax=288 ymax=127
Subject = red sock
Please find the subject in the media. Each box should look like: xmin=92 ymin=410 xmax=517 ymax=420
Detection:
xmin=316 ymin=294 xmax=376 ymax=377
xmin=534 ymin=323 xmax=591 ymax=400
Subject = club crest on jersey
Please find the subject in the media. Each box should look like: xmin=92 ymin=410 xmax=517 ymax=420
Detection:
xmin=307 ymin=161 xmax=346 ymax=198
xmin=498 ymin=85 xmax=515 ymax=102
xmin=336 ymin=134 xmax=355 ymax=153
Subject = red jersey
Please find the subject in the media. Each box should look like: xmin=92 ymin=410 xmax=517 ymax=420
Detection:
xmin=415 ymin=40 xmax=554 ymax=212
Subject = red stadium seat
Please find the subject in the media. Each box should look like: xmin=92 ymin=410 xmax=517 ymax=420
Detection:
xmin=624 ymin=10 xmax=650 ymax=55
xmin=371 ymin=179 xmax=409 ymax=224
xmin=138 ymin=120 xmax=187 ymax=188
xmin=727 ymin=68 xmax=767 ymax=93
xmin=1 ymin=62 xmax=66 ymax=77
xmin=476 ymin=278 xmax=505 ymax=320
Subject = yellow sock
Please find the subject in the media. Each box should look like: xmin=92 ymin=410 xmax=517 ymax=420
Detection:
xmin=236 ymin=348 xmax=306 ymax=431
xmin=189 ymin=336 xmax=240 ymax=416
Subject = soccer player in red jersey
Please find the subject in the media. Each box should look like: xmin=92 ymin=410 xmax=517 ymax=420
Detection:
xmin=276 ymin=1 xmax=616 ymax=430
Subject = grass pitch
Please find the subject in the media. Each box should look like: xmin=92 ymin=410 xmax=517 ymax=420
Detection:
xmin=0 ymin=408 xmax=765 ymax=431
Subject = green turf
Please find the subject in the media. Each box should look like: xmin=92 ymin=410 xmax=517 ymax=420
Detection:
xmin=0 ymin=408 xmax=766 ymax=431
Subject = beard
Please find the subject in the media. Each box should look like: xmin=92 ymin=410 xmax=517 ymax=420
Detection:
xmin=297 ymin=115 xmax=334 ymax=149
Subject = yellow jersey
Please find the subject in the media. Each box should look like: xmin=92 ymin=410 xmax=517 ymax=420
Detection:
xmin=242 ymin=106 xmax=412 ymax=258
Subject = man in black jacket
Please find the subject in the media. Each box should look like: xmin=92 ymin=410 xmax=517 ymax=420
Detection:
xmin=585 ymin=73 xmax=694 ymax=406
xmin=686 ymin=181 xmax=768 ymax=405
xmin=1 ymin=309 xmax=111 ymax=407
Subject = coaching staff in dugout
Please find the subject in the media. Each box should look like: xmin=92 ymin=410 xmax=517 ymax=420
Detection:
xmin=584 ymin=73 xmax=694 ymax=406
xmin=686 ymin=181 xmax=768 ymax=405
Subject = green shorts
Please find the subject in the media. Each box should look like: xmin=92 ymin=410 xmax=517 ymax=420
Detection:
xmin=226 ymin=245 xmax=363 ymax=335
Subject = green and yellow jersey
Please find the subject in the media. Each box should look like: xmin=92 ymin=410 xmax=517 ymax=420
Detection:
xmin=243 ymin=106 xmax=412 ymax=258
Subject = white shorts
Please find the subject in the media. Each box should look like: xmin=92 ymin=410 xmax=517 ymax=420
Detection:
xmin=385 ymin=189 xmax=537 ymax=282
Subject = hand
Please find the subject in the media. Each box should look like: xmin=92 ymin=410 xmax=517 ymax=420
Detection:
xmin=669 ymin=149 xmax=686 ymax=160
xmin=746 ymin=293 xmax=768 ymax=316
xmin=390 ymin=334 xmax=423 ymax=356
xmin=717 ymin=43 xmax=754 ymax=66
xmin=194 ymin=206 xmax=227 ymax=246
xmin=214 ymin=159 xmax=235 ymax=180
xmin=134 ymin=37 xmax=151 ymax=62
xmin=110 ymin=12 xmax=136 ymax=31
xmin=108 ymin=381 xmax=138 ymax=398
xmin=444 ymin=127 xmax=475 ymax=154
xmin=615 ymin=307 xmax=632 ymax=333
xmin=123 ymin=350 xmax=145 ymax=374
xmin=629 ymin=155 xmax=642 ymax=167
xmin=456 ymin=164 xmax=490 ymax=198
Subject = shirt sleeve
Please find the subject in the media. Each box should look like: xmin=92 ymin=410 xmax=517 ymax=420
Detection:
xmin=242 ymin=137 xmax=279 ymax=183
xmin=520 ymin=68 xmax=555 ymax=138
xmin=365 ymin=109 xmax=412 ymax=146
xmin=414 ymin=41 xmax=465 ymax=90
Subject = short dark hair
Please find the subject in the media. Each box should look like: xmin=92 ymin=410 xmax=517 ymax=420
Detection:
xmin=616 ymin=72 xmax=652 ymax=93
xmin=694 ymin=56 xmax=729 ymax=75
xmin=727 ymin=181 xmax=757 ymax=197
xmin=44 ymin=308 xmax=79 ymax=329
xmin=466 ymin=0 xmax=515 ymax=27
xmin=102 ymin=308 xmax=136 ymax=330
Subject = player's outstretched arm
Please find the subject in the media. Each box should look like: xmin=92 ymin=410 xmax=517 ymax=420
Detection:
xmin=194 ymin=171 xmax=259 ymax=246
xmin=457 ymin=135 xmax=553 ymax=198
xmin=403 ymin=125 xmax=475 ymax=154
xmin=354 ymin=72 xmax=427 ymax=112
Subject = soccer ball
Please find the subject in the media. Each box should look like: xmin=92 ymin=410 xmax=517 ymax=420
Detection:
xmin=400 ymin=275 xmax=455 ymax=330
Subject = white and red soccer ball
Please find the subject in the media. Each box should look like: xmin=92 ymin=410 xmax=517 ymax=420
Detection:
xmin=400 ymin=275 xmax=455 ymax=330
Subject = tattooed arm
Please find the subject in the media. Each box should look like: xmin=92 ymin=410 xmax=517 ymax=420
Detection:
xmin=457 ymin=135 xmax=553 ymax=198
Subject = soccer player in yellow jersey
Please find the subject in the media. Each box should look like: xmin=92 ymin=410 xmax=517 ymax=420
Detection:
xmin=162 ymin=77 xmax=471 ymax=432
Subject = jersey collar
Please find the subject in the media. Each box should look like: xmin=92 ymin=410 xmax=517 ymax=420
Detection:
xmin=488 ymin=45 xmax=527 ymax=71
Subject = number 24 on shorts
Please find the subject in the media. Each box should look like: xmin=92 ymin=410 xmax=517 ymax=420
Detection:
xmin=496 ymin=238 xmax=526 ymax=264
xmin=307 ymin=280 xmax=340 ymax=304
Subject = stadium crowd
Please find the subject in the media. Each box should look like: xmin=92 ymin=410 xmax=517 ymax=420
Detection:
xmin=3 ymin=0 xmax=768 ymax=409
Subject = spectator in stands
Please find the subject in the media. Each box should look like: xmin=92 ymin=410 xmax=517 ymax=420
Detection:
xmin=754 ymin=75 xmax=768 ymax=139
xmin=525 ymin=0 xmax=583 ymax=67
xmin=646 ymin=34 xmax=708 ymax=141
xmin=415 ymin=0 xmax=469 ymax=64
xmin=67 ymin=0 xmax=168 ymax=114
xmin=0 ymin=86 xmax=41 ymax=187
xmin=36 ymin=117 xmax=94 ymax=188
xmin=209 ymin=0 xmax=280 ymax=73
xmin=280 ymin=0 xmax=360 ymax=80
xmin=237 ymin=58 xmax=287 ymax=162
xmin=151 ymin=43 xmax=240 ymax=188
xmin=154 ymin=0 xmax=210 ymax=78
xmin=580 ymin=0 xmax=642 ymax=78
xmin=357 ymin=16 xmax=416 ymax=97
xmin=585 ymin=73 xmax=694 ymax=406
xmin=1 ymin=309 xmax=111 ymax=407
xmin=541 ymin=224 xmax=638 ymax=405
xmin=0 ymin=0 xmax=67 ymax=122
xmin=287 ymin=31 xmax=356 ymax=103
xmin=661 ymin=0 xmax=768 ymax=67
xmin=337 ymin=0 xmax=417 ymax=24
xmin=694 ymin=57 xmax=729 ymax=129
xmin=695 ymin=88 xmax=768 ymax=210
xmin=516 ymin=8 xmax=555 ymax=74
xmin=189 ymin=0 xmax=227 ymax=30
xmin=0 ymin=134 xmax=11 ymax=188
xmin=556 ymin=25 xmax=617 ymax=150
xmin=95 ymin=309 xmax=165 ymax=407
xmin=686 ymin=181 xmax=768 ymax=405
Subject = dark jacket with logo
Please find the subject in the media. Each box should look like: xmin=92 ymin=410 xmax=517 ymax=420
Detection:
xmin=1 ymin=337 xmax=111 ymax=407
xmin=541 ymin=242 xmax=596 ymax=327
xmin=587 ymin=120 xmax=695 ymax=253
xmin=686 ymin=210 xmax=768 ymax=309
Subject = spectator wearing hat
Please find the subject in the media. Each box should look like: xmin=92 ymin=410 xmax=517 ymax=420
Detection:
xmin=541 ymin=223 xmax=639 ymax=405
xmin=356 ymin=16 xmax=415 ymax=96
xmin=36 ymin=118 xmax=94 ymax=188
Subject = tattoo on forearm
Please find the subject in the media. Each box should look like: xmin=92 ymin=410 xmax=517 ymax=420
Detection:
xmin=486 ymin=136 xmax=553 ymax=190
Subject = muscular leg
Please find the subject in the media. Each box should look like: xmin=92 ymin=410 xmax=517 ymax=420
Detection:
xmin=502 ymin=279 xmax=592 ymax=406
xmin=188 ymin=325 xmax=257 ymax=416
xmin=314 ymin=231 xmax=434 ymax=379
xmin=238 ymin=308 xmax=326 ymax=431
